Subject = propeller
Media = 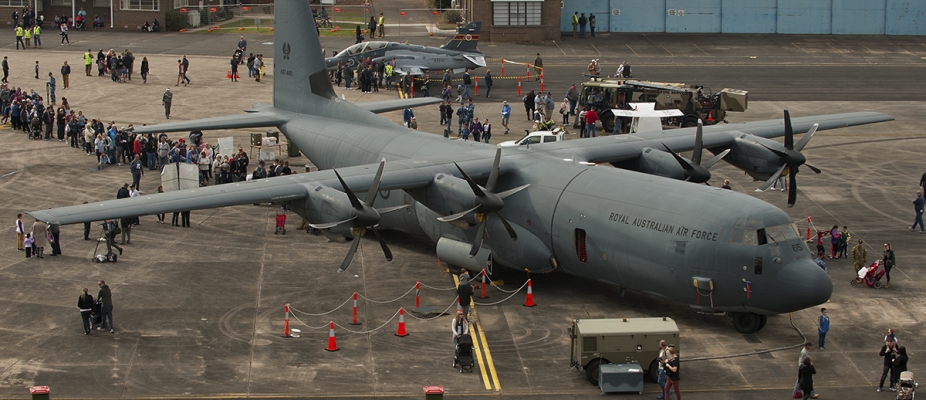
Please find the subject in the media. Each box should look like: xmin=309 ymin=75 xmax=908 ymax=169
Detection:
xmin=661 ymin=120 xmax=731 ymax=184
xmin=437 ymin=148 xmax=529 ymax=257
xmin=308 ymin=159 xmax=408 ymax=272
xmin=756 ymin=108 xmax=821 ymax=208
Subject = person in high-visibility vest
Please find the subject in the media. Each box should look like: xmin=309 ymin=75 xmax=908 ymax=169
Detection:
xmin=22 ymin=25 xmax=31 ymax=49
xmin=384 ymin=62 xmax=393 ymax=90
xmin=571 ymin=12 xmax=579 ymax=37
xmin=32 ymin=25 xmax=40 ymax=48
xmin=377 ymin=13 xmax=385 ymax=38
xmin=84 ymin=49 xmax=93 ymax=76
xmin=14 ymin=25 xmax=24 ymax=50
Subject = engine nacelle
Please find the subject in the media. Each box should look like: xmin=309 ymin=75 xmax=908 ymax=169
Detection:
xmin=421 ymin=173 xmax=479 ymax=224
xmin=721 ymin=133 xmax=785 ymax=180
xmin=615 ymin=147 xmax=687 ymax=180
xmin=291 ymin=184 xmax=355 ymax=237
xmin=436 ymin=237 xmax=492 ymax=272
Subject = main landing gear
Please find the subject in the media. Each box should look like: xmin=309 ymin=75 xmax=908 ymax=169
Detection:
xmin=731 ymin=312 xmax=768 ymax=334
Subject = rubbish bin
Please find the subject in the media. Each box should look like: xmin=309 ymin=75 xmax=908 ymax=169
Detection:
xmin=423 ymin=386 xmax=443 ymax=400
xmin=287 ymin=141 xmax=300 ymax=157
xmin=30 ymin=386 xmax=50 ymax=400
xmin=250 ymin=132 xmax=263 ymax=146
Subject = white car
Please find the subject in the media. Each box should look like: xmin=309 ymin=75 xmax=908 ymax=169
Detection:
xmin=498 ymin=129 xmax=566 ymax=147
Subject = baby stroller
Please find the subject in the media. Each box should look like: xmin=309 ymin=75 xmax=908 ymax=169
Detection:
xmin=898 ymin=371 xmax=916 ymax=400
xmin=274 ymin=210 xmax=286 ymax=235
xmin=453 ymin=334 xmax=475 ymax=373
xmin=28 ymin=116 xmax=42 ymax=140
xmin=851 ymin=260 xmax=886 ymax=288
xmin=234 ymin=48 xmax=245 ymax=64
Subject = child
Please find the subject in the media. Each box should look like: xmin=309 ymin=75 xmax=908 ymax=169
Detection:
xmin=34 ymin=61 xmax=39 ymax=79
xmin=24 ymin=233 xmax=33 ymax=258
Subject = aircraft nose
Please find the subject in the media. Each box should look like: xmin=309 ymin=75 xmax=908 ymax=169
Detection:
xmin=772 ymin=259 xmax=833 ymax=312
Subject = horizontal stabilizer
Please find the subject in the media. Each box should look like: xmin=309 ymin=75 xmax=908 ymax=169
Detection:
xmin=133 ymin=112 xmax=289 ymax=134
xmin=358 ymin=97 xmax=443 ymax=114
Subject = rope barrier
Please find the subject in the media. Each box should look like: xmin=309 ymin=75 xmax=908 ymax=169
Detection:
xmin=419 ymin=282 xmax=458 ymax=291
xmin=481 ymin=275 xmax=523 ymax=294
xmin=289 ymin=295 xmax=353 ymax=316
xmin=357 ymin=285 xmax=417 ymax=304
xmin=473 ymin=280 xmax=529 ymax=306
xmin=288 ymin=312 xmax=334 ymax=330
xmin=334 ymin=308 xmax=402 ymax=334
xmin=404 ymin=297 xmax=462 ymax=321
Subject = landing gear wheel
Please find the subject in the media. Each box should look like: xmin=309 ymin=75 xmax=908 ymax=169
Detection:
xmin=732 ymin=312 xmax=761 ymax=334
xmin=681 ymin=116 xmax=699 ymax=128
xmin=874 ymin=281 xmax=883 ymax=289
xmin=585 ymin=358 xmax=607 ymax=386
xmin=850 ymin=279 xmax=859 ymax=287
xmin=757 ymin=314 xmax=768 ymax=331
xmin=647 ymin=359 xmax=660 ymax=382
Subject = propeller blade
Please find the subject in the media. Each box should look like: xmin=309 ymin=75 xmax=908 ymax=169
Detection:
xmin=363 ymin=158 xmax=387 ymax=206
xmin=469 ymin=220 xmax=487 ymax=257
xmin=757 ymin=142 xmax=788 ymax=158
xmin=370 ymin=228 xmax=393 ymax=261
xmin=783 ymin=108 xmax=794 ymax=149
xmin=375 ymin=204 xmax=410 ymax=215
xmin=496 ymin=213 xmax=518 ymax=240
xmin=436 ymin=205 xmax=481 ymax=222
xmin=691 ymin=120 xmax=704 ymax=165
xmin=787 ymin=168 xmax=798 ymax=208
xmin=337 ymin=230 xmax=364 ymax=272
xmin=757 ymin=164 xmax=787 ymax=192
xmin=485 ymin=148 xmax=502 ymax=192
xmin=496 ymin=183 xmax=531 ymax=199
xmin=661 ymin=143 xmax=694 ymax=171
xmin=333 ymin=169 xmax=363 ymax=210
xmin=308 ymin=216 xmax=357 ymax=229
xmin=453 ymin=162 xmax=488 ymax=198
xmin=805 ymin=163 xmax=822 ymax=174
xmin=701 ymin=149 xmax=731 ymax=170
xmin=793 ymin=123 xmax=819 ymax=152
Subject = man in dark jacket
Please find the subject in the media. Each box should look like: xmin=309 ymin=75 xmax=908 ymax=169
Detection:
xmin=97 ymin=280 xmax=114 ymax=333
xmin=879 ymin=338 xmax=899 ymax=391
xmin=116 ymin=183 xmax=130 ymax=199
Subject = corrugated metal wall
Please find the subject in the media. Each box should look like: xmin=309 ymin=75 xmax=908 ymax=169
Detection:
xmin=559 ymin=0 xmax=926 ymax=35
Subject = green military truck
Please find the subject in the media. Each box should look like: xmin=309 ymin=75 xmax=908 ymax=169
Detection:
xmin=576 ymin=78 xmax=748 ymax=133
xmin=570 ymin=317 xmax=680 ymax=386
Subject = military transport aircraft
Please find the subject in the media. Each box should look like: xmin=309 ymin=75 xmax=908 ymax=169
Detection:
xmin=28 ymin=1 xmax=894 ymax=334
xmin=324 ymin=21 xmax=485 ymax=76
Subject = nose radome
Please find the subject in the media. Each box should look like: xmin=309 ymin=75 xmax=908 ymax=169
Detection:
xmin=773 ymin=260 xmax=833 ymax=312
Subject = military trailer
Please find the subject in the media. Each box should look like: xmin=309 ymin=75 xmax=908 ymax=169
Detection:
xmin=576 ymin=78 xmax=748 ymax=133
xmin=570 ymin=317 xmax=679 ymax=386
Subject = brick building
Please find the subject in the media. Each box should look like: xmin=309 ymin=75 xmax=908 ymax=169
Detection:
xmin=471 ymin=0 xmax=560 ymax=43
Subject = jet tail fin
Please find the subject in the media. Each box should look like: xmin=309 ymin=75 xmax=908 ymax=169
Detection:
xmin=440 ymin=21 xmax=481 ymax=52
xmin=272 ymin=0 xmax=337 ymax=114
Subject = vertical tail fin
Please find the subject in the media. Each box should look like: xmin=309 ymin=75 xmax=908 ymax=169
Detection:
xmin=272 ymin=0 xmax=337 ymax=114
xmin=440 ymin=21 xmax=481 ymax=52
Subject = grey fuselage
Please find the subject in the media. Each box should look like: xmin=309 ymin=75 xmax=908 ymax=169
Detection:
xmin=279 ymin=112 xmax=831 ymax=316
xmin=325 ymin=41 xmax=484 ymax=74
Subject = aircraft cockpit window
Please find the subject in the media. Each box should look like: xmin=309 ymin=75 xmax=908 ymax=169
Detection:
xmin=367 ymin=42 xmax=387 ymax=50
xmin=765 ymin=226 xmax=785 ymax=243
xmin=756 ymin=229 xmax=768 ymax=245
xmin=784 ymin=223 xmax=801 ymax=240
xmin=343 ymin=43 xmax=367 ymax=56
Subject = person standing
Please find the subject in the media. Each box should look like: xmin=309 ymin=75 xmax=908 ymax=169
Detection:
xmin=77 ymin=288 xmax=94 ymax=335
xmin=97 ymin=280 xmax=114 ymax=333
xmin=451 ymin=310 xmax=469 ymax=363
xmin=162 ymin=88 xmax=172 ymax=119
xmin=15 ymin=24 xmax=24 ymax=50
xmin=663 ymin=347 xmax=680 ymax=400
xmin=456 ymin=279 xmax=474 ymax=320
xmin=892 ymin=346 xmax=909 ymax=390
xmin=461 ymin=69 xmax=471 ymax=99
xmin=130 ymin=154 xmax=143 ymax=189
xmin=32 ymin=24 xmax=40 ymax=47
xmin=571 ymin=12 xmax=579 ymax=37
xmin=354 ymin=24 xmax=363 ymax=44
xmin=501 ymin=101 xmax=510 ymax=134
xmin=589 ymin=13 xmax=596 ymax=37
xmin=84 ymin=49 xmax=93 ymax=76
xmin=578 ymin=13 xmax=587 ymax=38
xmin=22 ymin=24 xmax=30 ymax=48
xmin=483 ymin=69 xmax=492 ymax=98
xmin=140 ymin=57 xmax=149 ymax=84
xmin=31 ymin=219 xmax=46 ymax=258
xmin=181 ymin=55 xmax=191 ymax=85
xmin=656 ymin=340 xmax=674 ymax=399
xmin=2 ymin=56 xmax=9 ymax=83
xmin=882 ymin=243 xmax=895 ymax=289
xmin=879 ymin=337 xmax=898 ymax=392
xmin=523 ymin=90 xmax=536 ymax=120
xmin=793 ymin=342 xmax=815 ymax=398
xmin=911 ymin=190 xmax=924 ymax=233
xmin=48 ymin=223 xmax=61 ymax=256
xmin=229 ymin=55 xmax=238 ymax=82
xmin=60 ymin=60 xmax=70 ymax=89
xmin=851 ymin=239 xmax=867 ymax=283
xmin=817 ymin=308 xmax=829 ymax=350
xmin=799 ymin=358 xmax=816 ymax=400
xmin=584 ymin=107 xmax=598 ymax=138
xmin=533 ymin=53 xmax=543 ymax=78
xmin=15 ymin=213 xmax=25 ymax=251
xmin=377 ymin=12 xmax=385 ymax=38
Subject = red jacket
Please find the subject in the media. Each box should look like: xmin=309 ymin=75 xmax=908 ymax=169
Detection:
xmin=585 ymin=109 xmax=599 ymax=124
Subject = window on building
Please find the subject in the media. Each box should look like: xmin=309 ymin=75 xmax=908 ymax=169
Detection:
xmin=121 ymin=0 xmax=158 ymax=11
xmin=492 ymin=1 xmax=541 ymax=26
xmin=173 ymin=0 xmax=192 ymax=9
xmin=0 ymin=0 xmax=29 ymax=6
xmin=49 ymin=0 xmax=72 ymax=6
xmin=93 ymin=0 xmax=110 ymax=7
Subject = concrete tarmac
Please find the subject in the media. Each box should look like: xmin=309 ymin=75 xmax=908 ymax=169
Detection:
xmin=0 ymin=33 xmax=922 ymax=399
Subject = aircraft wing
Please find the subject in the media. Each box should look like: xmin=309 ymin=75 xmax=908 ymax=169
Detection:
xmin=539 ymin=112 xmax=894 ymax=164
xmin=356 ymin=97 xmax=443 ymax=113
xmin=612 ymin=109 xmax=684 ymax=118
xmin=133 ymin=112 xmax=290 ymax=134
xmin=393 ymin=66 xmax=425 ymax=76
xmin=462 ymin=54 xmax=486 ymax=68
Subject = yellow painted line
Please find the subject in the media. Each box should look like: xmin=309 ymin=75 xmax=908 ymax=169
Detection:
xmin=659 ymin=44 xmax=674 ymax=56
xmin=590 ymin=43 xmax=602 ymax=57
xmin=625 ymin=44 xmax=638 ymax=56
xmin=693 ymin=43 xmax=709 ymax=56
xmin=552 ymin=40 xmax=567 ymax=56
xmin=454 ymin=274 xmax=492 ymax=390
xmin=472 ymin=307 xmax=501 ymax=391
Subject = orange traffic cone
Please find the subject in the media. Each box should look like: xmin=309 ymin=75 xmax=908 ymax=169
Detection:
xmin=706 ymin=112 xmax=713 ymax=123
xmin=226 ymin=70 xmax=232 ymax=79
xmin=282 ymin=303 xmax=292 ymax=338
xmin=523 ymin=279 xmax=536 ymax=307
xmin=395 ymin=308 xmax=409 ymax=337
xmin=235 ymin=72 xmax=240 ymax=79
xmin=325 ymin=321 xmax=339 ymax=351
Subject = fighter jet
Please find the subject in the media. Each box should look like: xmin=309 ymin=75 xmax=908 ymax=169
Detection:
xmin=325 ymin=21 xmax=485 ymax=76
xmin=28 ymin=1 xmax=894 ymax=335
